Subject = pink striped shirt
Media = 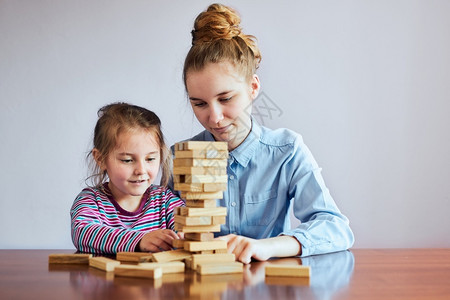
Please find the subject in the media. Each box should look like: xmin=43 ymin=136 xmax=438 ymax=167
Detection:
xmin=71 ymin=183 xmax=185 ymax=254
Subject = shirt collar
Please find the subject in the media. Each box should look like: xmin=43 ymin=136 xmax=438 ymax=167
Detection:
xmin=230 ymin=116 xmax=261 ymax=168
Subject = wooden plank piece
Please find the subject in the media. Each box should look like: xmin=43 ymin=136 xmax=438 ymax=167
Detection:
xmin=185 ymin=232 xmax=214 ymax=241
xmin=181 ymin=191 xmax=224 ymax=200
xmin=173 ymin=158 xmax=227 ymax=168
xmin=174 ymin=215 xmax=212 ymax=226
xmin=48 ymin=254 xmax=92 ymax=264
xmin=114 ymin=265 xmax=162 ymax=279
xmin=174 ymin=174 xmax=228 ymax=184
xmin=265 ymin=265 xmax=311 ymax=277
xmin=185 ymin=199 xmax=217 ymax=208
xmin=151 ymin=249 xmax=192 ymax=262
xmin=89 ymin=257 xmax=121 ymax=272
xmin=179 ymin=206 xmax=227 ymax=217
xmin=116 ymin=252 xmax=152 ymax=263
xmin=191 ymin=253 xmax=235 ymax=269
xmin=173 ymin=166 xmax=226 ymax=176
xmin=184 ymin=240 xmax=227 ymax=252
xmin=174 ymin=224 xmax=221 ymax=233
xmin=181 ymin=141 xmax=228 ymax=151
xmin=197 ymin=261 xmax=243 ymax=275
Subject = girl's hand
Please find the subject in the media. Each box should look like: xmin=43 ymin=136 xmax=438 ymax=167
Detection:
xmin=139 ymin=229 xmax=180 ymax=252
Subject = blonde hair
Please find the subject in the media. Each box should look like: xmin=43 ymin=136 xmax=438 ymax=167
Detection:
xmin=86 ymin=102 xmax=171 ymax=188
xmin=183 ymin=3 xmax=261 ymax=86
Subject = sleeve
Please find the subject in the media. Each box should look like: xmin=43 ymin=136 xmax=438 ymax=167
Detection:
xmin=163 ymin=187 xmax=185 ymax=230
xmin=280 ymin=136 xmax=355 ymax=257
xmin=70 ymin=189 xmax=146 ymax=254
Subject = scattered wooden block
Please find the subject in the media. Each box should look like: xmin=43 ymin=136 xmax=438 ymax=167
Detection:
xmin=89 ymin=257 xmax=121 ymax=272
xmin=173 ymin=158 xmax=227 ymax=168
xmin=179 ymin=207 xmax=227 ymax=217
xmin=190 ymin=253 xmax=235 ymax=269
xmin=174 ymin=174 xmax=228 ymax=184
xmin=197 ymin=261 xmax=243 ymax=275
xmin=185 ymin=199 xmax=217 ymax=208
xmin=265 ymin=265 xmax=311 ymax=277
xmin=114 ymin=264 xmax=162 ymax=279
xmin=174 ymin=215 xmax=212 ymax=226
xmin=116 ymin=252 xmax=152 ymax=263
xmin=48 ymin=254 xmax=92 ymax=264
xmin=150 ymin=249 xmax=192 ymax=262
xmin=184 ymin=240 xmax=227 ymax=252
xmin=173 ymin=166 xmax=226 ymax=176
xmin=265 ymin=276 xmax=310 ymax=286
xmin=138 ymin=261 xmax=185 ymax=274
xmin=180 ymin=191 xmax=224 ymax=200
xmin=185 ymin=232 xmax=214 ymax=241
xmin=174 ymin=224 xmax=221 ymax=233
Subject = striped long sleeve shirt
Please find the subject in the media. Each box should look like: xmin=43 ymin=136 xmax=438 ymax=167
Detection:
xmin=71 ymin=183 xmax=184 ymax=254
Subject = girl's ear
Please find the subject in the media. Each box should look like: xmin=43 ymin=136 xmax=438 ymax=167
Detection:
xmin=92 ymin=148 xmax=105 ymax=170
xmin=250 ymin=74 xmax=261 ymax=100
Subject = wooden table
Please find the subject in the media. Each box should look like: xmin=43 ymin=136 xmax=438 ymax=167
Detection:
xmin=1 ymin=249 xmax=449 ymax=299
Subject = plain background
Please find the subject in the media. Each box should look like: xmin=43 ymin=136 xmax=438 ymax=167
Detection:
xmin=1 ymin=0 xmax=449 ymax=249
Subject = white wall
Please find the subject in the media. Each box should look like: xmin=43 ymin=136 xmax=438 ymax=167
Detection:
xmin=1 ymin=0 xmax=449 ymax=249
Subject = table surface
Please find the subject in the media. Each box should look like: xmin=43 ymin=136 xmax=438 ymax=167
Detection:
xmin=1 ymin=248 xmax=449 ymax=300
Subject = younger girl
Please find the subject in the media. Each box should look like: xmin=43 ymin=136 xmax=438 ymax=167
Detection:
xmin=71 ymin=103 xmax=184 ymax=254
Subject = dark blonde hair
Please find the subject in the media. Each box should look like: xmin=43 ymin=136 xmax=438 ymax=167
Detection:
xmin=183 ymin=3 xmax=261 ymax=86
xmin=86 ymin=102 xmax=171 ymax=188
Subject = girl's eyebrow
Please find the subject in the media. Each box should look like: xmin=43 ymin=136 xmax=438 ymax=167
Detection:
xmin=117 ymin=151 xmax=159 ymax=156
xmin=189 ymin=91 xmax=232 ymax=101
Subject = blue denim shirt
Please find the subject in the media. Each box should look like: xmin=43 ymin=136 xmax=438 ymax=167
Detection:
xmin=176 ymin=118 xmax=354 ymax=257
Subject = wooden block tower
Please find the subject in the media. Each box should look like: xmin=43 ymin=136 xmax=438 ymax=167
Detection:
xmin=172 ymin=141 xmax=239 ymax=273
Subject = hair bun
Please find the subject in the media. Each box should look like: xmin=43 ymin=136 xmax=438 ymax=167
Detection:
xmin=192 ymin=3 xmax=242 ymax=44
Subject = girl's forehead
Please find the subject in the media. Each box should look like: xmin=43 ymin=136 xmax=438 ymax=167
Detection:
xmin=114 ymin=128 xmax=159 ymax=149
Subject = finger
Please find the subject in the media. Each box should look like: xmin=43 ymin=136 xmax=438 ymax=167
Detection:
xmin=215 ymin=234 xmax=233 ymax=242
xmin=238 ymin=243 xmax=253 ymax=264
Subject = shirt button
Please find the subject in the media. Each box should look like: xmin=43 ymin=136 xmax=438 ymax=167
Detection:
xmin=229 ymin=175 xmax=235 ymax=180
xmin=231 ymin=202 xmax=236 ymax=207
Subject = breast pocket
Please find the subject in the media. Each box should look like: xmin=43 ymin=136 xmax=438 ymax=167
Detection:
xmin=244 ymin=189 xmax=277 ymax=226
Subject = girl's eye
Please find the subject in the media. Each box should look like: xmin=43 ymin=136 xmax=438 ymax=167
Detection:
xmin=193 ymin=102 xmax=206 ymax=107
xmin=219 ymin=97 xmax=232 ymax=102
xmin=146 ymin=158 xmax=156 ymax=162
xmin=121 ymin=159 xmax=133 ymax=163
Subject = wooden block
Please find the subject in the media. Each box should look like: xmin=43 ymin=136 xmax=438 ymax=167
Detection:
xmin=173 ymin=158 xmax=227 ymax=168
xmin=175 ymin=150 xmax=228 ymax=159
xmin=174 ymin=183 xmax=204 ymax=192
xmin=180 ymin=141 xmax=228 ymax=151
xmin=173 ymin=166 xmax=226 ymax=176
xmin=89 ymin=257 xmax=121 ymax=272
xmin=212 ymin=215 xmax=226 ymax=225
xmin=214 ymin=248 xmax=228 ymax=254
xmin=172 ymin=239 xmax=186 ymax=248
xmin=48 ymin=254 xmax=92 ymax=264
xmin=191 ymin=253 xmax=235 ymax=269
xmin=265 ymin=265 xmax=311 ymax=277
xmin=175 ymin=215 xmax=212 ymax=226
xmin=184 ymin=240 xmax=227 ymax=252
xmin=185 ymin=232 xmax=214 ymax=241
xmin=114 ymin=264 xmax=162 ymax=279
xmin=174 ymin=224 xmax=221 ymax=233
xmin=150 ymin=249 xmax=192 ymax=262
xmin=174 ymin=174 xmax=228 ymax=184
xmin=203 ymin=183 xmax=228 ymax=192
xmin=197 ymin=261 xmax=243 ymax=275
xmin=180 ymin=191 xmax=224 ymax=200
xmin=179 ymin=206 xmax=227 ymax=217
xmin=116 ymin=252 xmax=152 ymax=263
xmin=185 ymin=199 xmax=217 ymax=208
xmin=138 ymin=261 xmax=185 ymax=274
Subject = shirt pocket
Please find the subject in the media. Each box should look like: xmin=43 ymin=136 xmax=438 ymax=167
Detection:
xmin=244 ymin=188 xmax=277 ymax=226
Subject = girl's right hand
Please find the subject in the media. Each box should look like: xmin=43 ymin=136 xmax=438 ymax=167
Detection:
xmin=138 ymin=229 xmax=180 ymax=252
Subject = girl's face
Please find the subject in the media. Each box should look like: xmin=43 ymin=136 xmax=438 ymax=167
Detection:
xmin=186 ymin=62 xmax=260 ymax=150
xmin=99 ymin=128 xmax=160 ymax=203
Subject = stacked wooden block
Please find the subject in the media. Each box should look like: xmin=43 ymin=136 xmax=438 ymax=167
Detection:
xmin=172 ymin=141 xmax=242 ymax=274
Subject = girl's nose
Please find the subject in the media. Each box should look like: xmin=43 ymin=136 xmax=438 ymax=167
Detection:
xmin=134 ymin=161 xmax=145 ymax=175
xmin=209 ymin=103 xmax=224 ymax=124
